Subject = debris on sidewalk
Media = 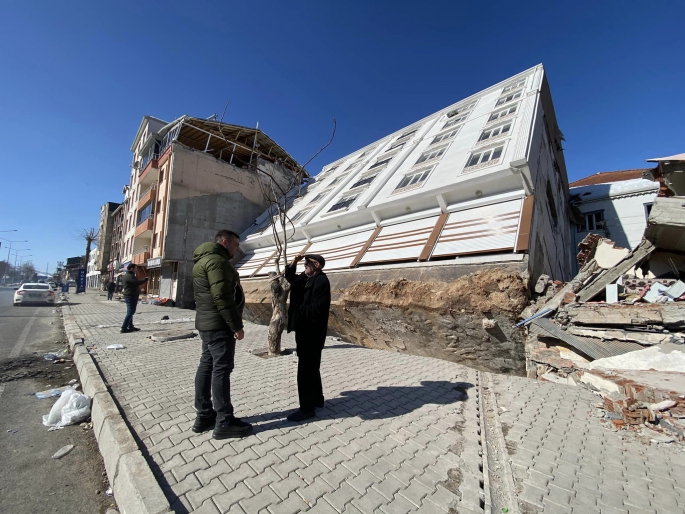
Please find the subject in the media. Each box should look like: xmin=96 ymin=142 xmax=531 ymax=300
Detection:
xmin=106 ymin=344 xmax=125 ymax=350
xmin=52 ymin=444 xmax=74 ymax=459
xmin=42 ymin=389 xmax=92 ymax=427
xmin=35 ymin=386 xmax=72 ymax=399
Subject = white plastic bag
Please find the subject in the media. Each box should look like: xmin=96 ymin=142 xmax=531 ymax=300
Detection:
xmin=42 ymin=388 xmax=92 ymax=427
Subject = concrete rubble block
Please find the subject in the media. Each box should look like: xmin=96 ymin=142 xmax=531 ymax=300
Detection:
xmin=112 ymin=450 xmax=172 ymax=514
xmin=68 ymin=333 xmax=85 ymax=350
xmin=149 ymin=329 xmax=196 ymax=342
xmin=594 ymin=239 xmax=630 ymax=269
xmin=99 ymin=413 xmax=140 ymax=483
xmin=91 ymin=390 xmax=122 ymax=441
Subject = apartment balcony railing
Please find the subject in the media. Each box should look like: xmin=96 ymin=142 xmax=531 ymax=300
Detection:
xmin=138 ymin=183 xmax=157 ymax=210
xmin=134 ymin=216 xmax=154 ymax=238
xmin=139 ymin=155 xmax=159 ymax=186
xmin=132 ymin=247 xmax=151 ymax=265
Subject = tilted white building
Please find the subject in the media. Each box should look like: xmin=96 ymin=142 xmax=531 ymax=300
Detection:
xmin=237 ymin=64 xmax=574 ymax=284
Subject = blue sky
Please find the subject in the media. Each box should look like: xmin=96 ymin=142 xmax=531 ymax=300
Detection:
xmin=0 ymin=1 xmax=683 ymax=274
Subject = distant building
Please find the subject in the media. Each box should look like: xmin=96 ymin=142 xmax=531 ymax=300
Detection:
xmin=109 ymin=115 xmax=304 ymax=306
xmin=238 ymin=64 xmax=574 ymax=284
xmin=86 ymin=247 xmax=101 ymax=289
xmin=96 ymin=202 xmax=120 ymax=279
xmin=63 ymin=256 xmax=84 ymax=282
xmin=569 ymin=169 xmax=659 ymax=263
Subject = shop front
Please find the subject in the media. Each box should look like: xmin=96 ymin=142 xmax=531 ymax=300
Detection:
xmin=147 ymin=257 xmax=162 ymax=296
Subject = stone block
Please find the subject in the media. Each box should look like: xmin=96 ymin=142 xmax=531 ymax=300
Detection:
xmin=99 ymin=413 xmax=140 ymax=482
xmin=113 ymin=450 xmax=172 ymax=514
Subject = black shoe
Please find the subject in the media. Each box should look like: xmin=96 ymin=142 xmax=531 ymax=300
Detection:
xmin=129 ymin=327 xmax=141 ymax=332
xmin=213 ymin=417 xmax=253 ymax=439
xmin=287 ymin=409 xmax=316 ymax=422
xmin=316 ymin=399 xmax=325 ymax=409
xmin=192 ymin=414 xmax=217 ymax=433
xmin=120 ymin=328 xmax=132 ymax=333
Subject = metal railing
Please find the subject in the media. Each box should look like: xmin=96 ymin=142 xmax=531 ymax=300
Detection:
xmin=139 ymin=183 xmax=157 ymax=200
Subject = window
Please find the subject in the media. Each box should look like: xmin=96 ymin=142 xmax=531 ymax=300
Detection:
xmin=394 ymin=167 xmax=432 ymax=192
xmin=430 ymin=127 xmax=460 ymax=146
xmin=396 ymin=129 xmax=417 ymax=141
xmin=159 ymin=168 xmax=164 ymax=182
xmin=488 ymin=104 xmax=518 ymax=123
xmin=137 ymin=203 xmax=153 ymax=224
xmin=446 ymin=101 xmax=477 ymax=118
xmin=349 ymin=174 xmax=377 ymax=189
xmin=443 ymin=114 xmax=468 ymax=129
xmin=478 ymin=123 xmax=511 ymax=142
xmin=345 ymin=161 xmax=362 ymax=171
xmin=416 ymin=146 xmax=447 ymax=165
xmin=578 ymin=210 xmax=604 ymax=232
xmin=501 ymin=79 xmax=526 ymax=94
xmin=546 ymin=181 xmax=558 ymax=227
xmin=156 ymin=200 xmax=162 ymax=214
xmin=309 ymin=188 xmax=332 ymax=203
xmin=290 ymin=208 xmax=312 ymax=224
xmin=369 ymin=157 xmax=392 ymax=170
xmin=384 ymin=140 xmax=406 ymax=153
xmin=152 ymin=233 xmax=157 ymax=248
xmin=328 ymin=193 xmax=359 ymax=212
xmin=466 ymin=145 xmax=503 ymax=168
xmin=644 ymin=203 xmax=653 ymax=220
xmin=495 ymin=91 xmax=522 ymax=107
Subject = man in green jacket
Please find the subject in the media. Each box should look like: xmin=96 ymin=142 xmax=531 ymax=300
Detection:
xmin=120 ymin=263 xmax=148 ymax=333
xmin=191 ymin=230 xmax=252 ymax=439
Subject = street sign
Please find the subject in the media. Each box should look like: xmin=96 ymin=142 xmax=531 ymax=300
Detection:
xmin=77 ymin=268 xmax=86 ymax=293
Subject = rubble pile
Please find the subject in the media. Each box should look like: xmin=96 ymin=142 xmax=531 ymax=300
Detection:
xmin=520 ymin=195 xmax=685 ymax=437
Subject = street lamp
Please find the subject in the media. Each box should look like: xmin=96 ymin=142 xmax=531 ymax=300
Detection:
xmin=17 ymin=255 xmax=33 ymax=282
xmin=13 ymin=249 xmax=32 ymax=282
xmin=1 ymin=239 xmax=29 ymax=284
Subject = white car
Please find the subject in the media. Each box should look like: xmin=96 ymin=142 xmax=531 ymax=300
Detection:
xmin=14 ymin=283 xmax=55 ymax=306
xmin=49 ymin=281 xmax=58 ymax=290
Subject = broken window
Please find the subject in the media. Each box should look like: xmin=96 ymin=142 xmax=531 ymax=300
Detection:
xmin=394 ymin=167 xmax=432 ymax=192
xmin=577 ymin=210 xmax=604 ymax=233
xmin=416 ymin=146 xmax=447 ymax=165
xmin=495 ymin=91 xmax=522 ymax=107
xmin=501 ymin=79 xmax=526 ymax=95
xmin=466 ymin=145 xmax=503 ymax=168
xmin=350 ymin=174 xmax=377 ymax=189
xmin=430 ymin=127 xmax=461 ymax=146
xmin=446 ymin=101 xmax=477 ymax=118
xmin=443 ymin=115 xmax=468 ymax=129
xmin=478 ymin=123 xmax=511 ymax=142
xmin=488 ymin=104 xmax=518 ymax=123
xmin=328 ymin=193 xmax=360 ymax=212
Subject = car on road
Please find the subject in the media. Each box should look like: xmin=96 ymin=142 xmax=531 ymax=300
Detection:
xmin=14 ymin=283 xmax=55 ymax=306
xmin=49 ymin=281 xmax=58 ymax=290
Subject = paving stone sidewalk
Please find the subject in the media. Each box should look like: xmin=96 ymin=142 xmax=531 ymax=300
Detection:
xmin=68 ymin=292 xmax=684 ymax=513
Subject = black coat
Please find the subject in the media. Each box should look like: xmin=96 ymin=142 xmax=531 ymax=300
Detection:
xmin=285 ymin=265 xmax=331 ymax=343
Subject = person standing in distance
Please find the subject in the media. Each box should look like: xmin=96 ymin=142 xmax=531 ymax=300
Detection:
xmin=120 ymin=264 xmax=148 ymax=333
xmin=284 ymin=254 xmax=331 ymax=422
xmin=191 ymin=230 xmax=252 ymax=439
xmin=107 ymin=279 xmax=116 ymax=301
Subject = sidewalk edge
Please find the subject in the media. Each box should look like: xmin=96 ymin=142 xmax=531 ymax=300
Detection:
xmin=62 ymin=300 xmax=172 ymax=514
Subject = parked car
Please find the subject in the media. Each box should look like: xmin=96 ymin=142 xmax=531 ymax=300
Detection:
xmin=48 ymin=281 xmax=58 ymax=290
xmin=14 ymin=283 xmax=55 ymax=306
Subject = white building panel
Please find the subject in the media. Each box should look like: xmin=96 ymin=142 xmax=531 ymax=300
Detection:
xmin=258 ymin=240 xmax=310 ymax=276
xmin=432 ymin=199 xmax=522 ymax=258
xmin=306 ymin=229 xmax=377 ymax=270
xmin=234 ymin=247 xmax=276 ymax=277
xmin=359 ymin=215 xmax=440 ymax=264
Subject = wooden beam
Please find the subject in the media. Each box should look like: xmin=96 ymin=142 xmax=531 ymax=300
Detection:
xmin=250 ymin=250 xmax=278 ymax=278
xmin=350 ymin=227 xmax=382 ymax=268
xmin=419 ymin=212 xmax=449 ymax=261
xmin=515 ymin=195 xmax=535 ymax=252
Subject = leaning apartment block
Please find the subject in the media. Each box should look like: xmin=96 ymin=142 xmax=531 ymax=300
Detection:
xmin=238 ymin=64 xmax=575 ymax=375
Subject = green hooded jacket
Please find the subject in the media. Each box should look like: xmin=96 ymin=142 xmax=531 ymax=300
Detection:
xmin=121 ymin=270 xmax=146 ymax=297
xmin=192 ymin=242 xmax=244 ymax=332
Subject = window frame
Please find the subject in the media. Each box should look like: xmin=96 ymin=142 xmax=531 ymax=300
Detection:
xmin=429 ymin=126 xmax=461 ymax=146
xmin=349 ymin=173 xmax=378 ymax=190
xmin=392 ymin=166 xmax=434 ymax=194
xmin=577 ymin=210 xmax=605 ymax=233
xmin=446 ymin=100 xmax=477 ymax=118
xmin=463 ymin=143 xmax=505 ymax=172
xmin=443 ymin=114 xmax=468 ymax=129
xmin=477 ymin=121 xmax=512 ymax=145
xmin=487 ymin=104 xmax=518 ymax=124
xmin=501 ymin=79 xmax=526 ymax=95
xmin=495 ymin=90 xmax=522 ymax=107
xmin=415 ymin=145 xmax=448 ymax=166
xmin=328 ymin=192 xmax=361 ymax=213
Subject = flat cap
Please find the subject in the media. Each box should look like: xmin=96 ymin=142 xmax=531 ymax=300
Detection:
xmin=304 ymin=254 xmax=325 ymax=268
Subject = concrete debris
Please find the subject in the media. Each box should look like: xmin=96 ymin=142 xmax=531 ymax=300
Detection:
xmin=594 ymin=239 xmax=630 ymax=269
xmin=588 ymin=344 xmax=685 ymax=372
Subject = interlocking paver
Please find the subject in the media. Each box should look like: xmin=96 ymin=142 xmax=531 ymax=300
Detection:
xmin=65 ymin=293 xmax=685 ymax=513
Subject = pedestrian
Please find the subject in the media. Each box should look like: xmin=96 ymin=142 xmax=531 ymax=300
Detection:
xmin=120 ymin=264 xmax=148 ymax=333
xmin=191 ymin=230 xmax=252 ymax=439
xmin=284 ymin=253 xmax=331 ymax=422
xmin=107 ymin=279 xmax=116 ymax=300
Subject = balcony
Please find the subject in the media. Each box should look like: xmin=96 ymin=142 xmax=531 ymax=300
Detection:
xmin=132 ymin=247 xmax=150 ymax=266
xmin=138 ymin=184 xmax=157 ymax=210
xmin=138 ymin=155 xmax=159 ymax=187
xmin=134 ymin=216 xmax=154 ymax=238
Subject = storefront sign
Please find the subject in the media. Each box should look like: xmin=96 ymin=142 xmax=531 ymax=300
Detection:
xmin=77 ymin=268 xmax=86 ymax=293
xmin=147 ymin=257 xmax=162 ymax=269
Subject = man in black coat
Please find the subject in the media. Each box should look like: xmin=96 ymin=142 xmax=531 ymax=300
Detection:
xmin=284 ymin=254 xmax=331 ymax=422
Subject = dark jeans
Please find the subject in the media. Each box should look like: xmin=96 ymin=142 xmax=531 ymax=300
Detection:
xmin=195 ymin=330 xmax=236 ymax=424
xmin=295 ymin=331 xmax=325 ymax=412
xmin=122 ymin=296 xmax=138 ymax=329
xmin=107 ymin=291 xmax=114 ymax=300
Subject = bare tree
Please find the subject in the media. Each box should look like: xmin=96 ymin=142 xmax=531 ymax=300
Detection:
xmin=77 ymin=228 xmax=98 ymax=269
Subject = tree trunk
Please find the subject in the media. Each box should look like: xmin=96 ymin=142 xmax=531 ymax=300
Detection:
xmin=267 ymin=273 xmax=290 ymax=355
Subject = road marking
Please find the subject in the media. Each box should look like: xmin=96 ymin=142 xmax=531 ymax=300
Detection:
xmin=9 ymin=311 xmax=39 ymax=359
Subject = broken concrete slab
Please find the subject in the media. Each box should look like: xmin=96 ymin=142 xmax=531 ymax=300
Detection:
xmin=645 ymin=196 xmax=685 ymax=252
xmin=561 ymin=302 xmax=685 ymax=328
xmin=594 ymin=239 xmax=630 ymax=269
xmin=565 ymin=325 xmax=682 ymax=346
xmin=588 ymin=343 xmax=685 ymax=372
xmin=149 ymin=330 xmax=197 ymax=342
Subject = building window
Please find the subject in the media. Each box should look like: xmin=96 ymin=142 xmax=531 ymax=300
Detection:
xmin=137 ymin=203 xmax=153 ymax=224
xmin=156 ymin=200 xmax=162 ymax=214
xmin=488 ymin=104 xmax=518 ymax=123
xmin=446 ymin=101 xmax=477 ymax=118
xmin=501 ymin=79 xmax=526 ymax=95
xmin=477 ymin=123 xmax=511 ymax=143
xmin=495 ymin=91 xmax=522 ymax=107
xmin=159 ymin=168 xmax=164 ymax=182
xmin=349 ymin=174 xmax=377 ymax=189
xmin=430 ymin=127 xmax=461 ymax=146
xmin=546 ymin=181 xmax=558 ymax=227
xmin=152 ymin=233 xmax=157 ymax=248
xmin=644 ymin=203 xmax=653 ymax=220
xmin=309 ymin=188 xmax=333 ymax=204
xmin=465 ymin=145 xmax=504 ymax=168
xmin=443 ymin=115 xmax=468 ymax=129
xmin=384 ymin=140 xmax=406 ymax=153
xmin=369 ymin=157 xmax=392 ymax=170
xmin=328 ymin=193 xmax=360 ymax=212
xmin=396 ymin=129 xmax=417 ymax=142
xmin=578 ymin=210 xmax=604 ymax=233
xmin=393 ymin=167 xmax=432 ymax=193
xmin=290 ymin=208 xmax=312 ymax=224
xmin=415 ymin=146 xmax=447 ymax=165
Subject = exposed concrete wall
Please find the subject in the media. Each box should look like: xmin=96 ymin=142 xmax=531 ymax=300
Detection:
xmin=242 ymin=260 xmax=530 ymax=375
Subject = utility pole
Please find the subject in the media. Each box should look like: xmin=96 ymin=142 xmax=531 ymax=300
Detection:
xmin=0 ymin=238 xmax=28 ymax=284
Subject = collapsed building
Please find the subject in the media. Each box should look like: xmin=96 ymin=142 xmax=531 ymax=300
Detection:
xmin=236 ymin=64 xmax=574 ymax=375
xmin=524 ymin=152 xmax=685 ymax=437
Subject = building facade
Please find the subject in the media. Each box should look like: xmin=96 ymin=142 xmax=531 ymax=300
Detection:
xmin=237 ymin=64 xmax=574 ymax=284
xmin=86 ymin=247 xmax=101 ymax=289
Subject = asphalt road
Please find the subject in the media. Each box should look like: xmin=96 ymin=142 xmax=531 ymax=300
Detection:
xmin=0 ymin=288 xmax=114 ymax=513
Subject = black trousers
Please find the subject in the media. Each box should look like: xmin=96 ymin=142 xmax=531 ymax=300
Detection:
xmin=295 ymin=331 xmax=325 ymax=412
xmin=195 ymin=330 xmax=236 ymax=424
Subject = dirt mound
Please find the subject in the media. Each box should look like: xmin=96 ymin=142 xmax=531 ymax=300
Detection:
xmin=344 ymin=268 xmax=528 ymax=315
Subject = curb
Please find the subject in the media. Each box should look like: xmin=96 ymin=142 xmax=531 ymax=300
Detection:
xmin=62 ymin=301 xmax=172 ymax=514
